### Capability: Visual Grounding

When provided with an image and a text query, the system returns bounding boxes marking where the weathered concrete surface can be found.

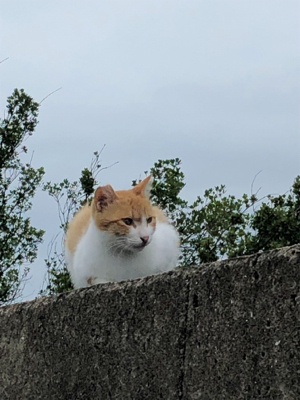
[0,245,300,400]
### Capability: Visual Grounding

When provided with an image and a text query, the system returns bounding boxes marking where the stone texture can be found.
[0,245,300,399]
[184,246,300,399]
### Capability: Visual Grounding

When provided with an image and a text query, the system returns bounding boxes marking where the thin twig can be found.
[251,170,262,194]
[250,170,262,212]
[0,57,9,65]
[98,143,106,157]
[39,87,62,105]
[94,161,119,179]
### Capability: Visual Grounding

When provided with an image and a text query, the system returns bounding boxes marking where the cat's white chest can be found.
[67,219,179,288]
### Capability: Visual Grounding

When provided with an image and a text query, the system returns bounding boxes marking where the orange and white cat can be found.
[65,176,179,288]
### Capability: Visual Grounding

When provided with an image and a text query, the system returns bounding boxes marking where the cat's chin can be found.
[123,244,145,253]
[124,242,150,255]
[132,244,147,251]
[109,244,145,257]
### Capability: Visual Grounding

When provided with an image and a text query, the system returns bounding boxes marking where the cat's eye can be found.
[147,217,153,224]
[123,218,133,226]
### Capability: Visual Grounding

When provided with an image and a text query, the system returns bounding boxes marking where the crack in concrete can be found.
[178,276,190,400]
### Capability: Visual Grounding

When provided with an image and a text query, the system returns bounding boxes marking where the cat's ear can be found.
[94,185,118,212]
[132,175,153,198]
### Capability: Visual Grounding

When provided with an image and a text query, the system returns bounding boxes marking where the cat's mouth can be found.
[130,240,151,251]
[134,238,152,249]
[132,244,146,250]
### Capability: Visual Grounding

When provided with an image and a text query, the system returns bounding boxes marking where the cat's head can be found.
[92,176,156,254]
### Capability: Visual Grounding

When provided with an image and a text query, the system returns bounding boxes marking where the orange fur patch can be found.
[65,203,91,254]
[87,276,97,285]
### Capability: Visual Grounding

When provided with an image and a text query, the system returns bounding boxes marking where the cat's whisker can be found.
[118,241,131,257]
[107,242,123,256]
[107,237,130,257]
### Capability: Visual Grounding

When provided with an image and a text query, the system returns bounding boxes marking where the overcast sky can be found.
[1,0,299,301]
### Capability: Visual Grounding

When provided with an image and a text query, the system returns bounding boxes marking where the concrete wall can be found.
[0,245,300,399]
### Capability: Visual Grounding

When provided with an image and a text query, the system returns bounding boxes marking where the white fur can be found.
[66,218,179,288]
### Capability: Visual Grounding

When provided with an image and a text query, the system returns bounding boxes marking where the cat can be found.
[65,176,180,288]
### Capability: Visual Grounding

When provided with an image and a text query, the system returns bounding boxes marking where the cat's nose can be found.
[140,235,149,245]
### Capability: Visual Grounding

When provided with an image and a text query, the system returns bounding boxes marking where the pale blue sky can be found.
[0,0,299,301]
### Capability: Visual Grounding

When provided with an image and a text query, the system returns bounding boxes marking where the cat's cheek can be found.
[126,228,140,244]
[149,224,156,237]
